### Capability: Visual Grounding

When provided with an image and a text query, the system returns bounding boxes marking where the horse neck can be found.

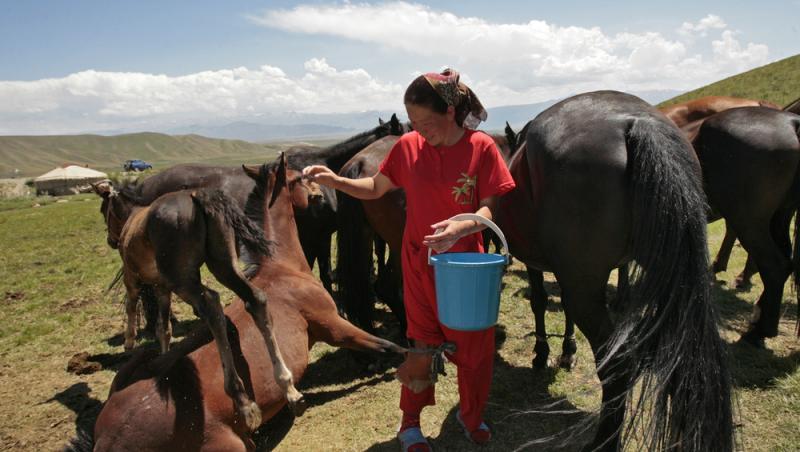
[258,188,311,272]
[301,129,384,172]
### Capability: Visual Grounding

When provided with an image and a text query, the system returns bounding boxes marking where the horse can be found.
[496,91,733,451]
[334,127,516,337]
[82,154,406,452]
[91,164,322,431]
[124,116,405,292]
[659,96,783,288]
[692,106,800,346]
[659,95,781,128]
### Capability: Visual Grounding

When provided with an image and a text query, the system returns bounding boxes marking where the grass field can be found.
[0,193,798,451]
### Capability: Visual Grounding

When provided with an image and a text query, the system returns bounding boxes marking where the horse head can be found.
[242,153,323,213]
[92,180,133,249]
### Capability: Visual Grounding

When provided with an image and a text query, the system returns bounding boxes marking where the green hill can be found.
[660,54,800,108]
[0,132,283,177]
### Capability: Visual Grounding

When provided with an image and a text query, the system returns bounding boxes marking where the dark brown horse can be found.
[83,154,405,452]
[692,106,800,346]
[124,116,405,291]
[660,96,782,288]
[334,128,516,336]
[92,165,321,430]
[496,91,732,451]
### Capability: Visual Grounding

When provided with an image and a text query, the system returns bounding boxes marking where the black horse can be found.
[693,106,800,345]
[496,91,733,451]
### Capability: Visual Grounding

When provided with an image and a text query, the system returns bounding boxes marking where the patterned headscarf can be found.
[423,68,488,129]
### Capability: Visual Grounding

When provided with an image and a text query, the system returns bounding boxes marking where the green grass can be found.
[0,197,798,451]
[660,53,800,108]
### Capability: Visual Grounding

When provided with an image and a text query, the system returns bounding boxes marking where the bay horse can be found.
[92,165,320,430]
[83,154,405,452]
[692,106,800,346]
[334,127,516,336]
[496,91,732,450]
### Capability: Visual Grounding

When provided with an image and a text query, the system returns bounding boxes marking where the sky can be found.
[0,0,797,135]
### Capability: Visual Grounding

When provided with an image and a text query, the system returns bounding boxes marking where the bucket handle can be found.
[428,213,509,265]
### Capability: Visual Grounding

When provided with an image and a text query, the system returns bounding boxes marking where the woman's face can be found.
[405,103,456,147]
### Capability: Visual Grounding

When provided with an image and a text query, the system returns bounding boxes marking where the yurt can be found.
[33,165,108,196]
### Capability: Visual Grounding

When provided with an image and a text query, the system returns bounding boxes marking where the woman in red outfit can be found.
[303,69,515,451]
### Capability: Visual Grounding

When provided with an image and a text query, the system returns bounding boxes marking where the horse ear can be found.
[242,164,261,180]
[378,117,386,126]
[268,153,288,208]
[390,113,402,134]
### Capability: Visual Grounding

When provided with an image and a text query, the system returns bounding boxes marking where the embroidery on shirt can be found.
[452,173,476,205]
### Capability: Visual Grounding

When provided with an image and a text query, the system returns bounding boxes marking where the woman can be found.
[303,69,515,451]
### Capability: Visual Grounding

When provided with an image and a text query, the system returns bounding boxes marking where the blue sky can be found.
[1,1,797,134]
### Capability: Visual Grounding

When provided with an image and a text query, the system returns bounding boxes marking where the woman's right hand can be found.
[302,165,339,188]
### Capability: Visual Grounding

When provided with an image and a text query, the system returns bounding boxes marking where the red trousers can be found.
[400,242,495,432]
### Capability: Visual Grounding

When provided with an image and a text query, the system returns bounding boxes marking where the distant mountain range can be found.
[144,89,681,142]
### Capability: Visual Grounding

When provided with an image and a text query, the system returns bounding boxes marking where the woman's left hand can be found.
[423,219,474,253]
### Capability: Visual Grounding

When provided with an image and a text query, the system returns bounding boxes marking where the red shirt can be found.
[379,129,515,254]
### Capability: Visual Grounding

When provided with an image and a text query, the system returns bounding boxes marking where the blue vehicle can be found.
[123,159,153,171]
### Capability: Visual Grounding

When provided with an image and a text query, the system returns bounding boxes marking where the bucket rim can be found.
[429,252,507,267]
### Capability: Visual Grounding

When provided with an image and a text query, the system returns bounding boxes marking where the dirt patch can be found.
[59,297,92,311]
[66,352,103,375]
[3,291,24,303]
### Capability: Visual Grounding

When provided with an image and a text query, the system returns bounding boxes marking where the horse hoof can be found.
[558,354,577,371]
[289,394,307,417]
[738,331,766,349]
[733,279,752,291]
[531,354,549,369]
[239,401,262,432]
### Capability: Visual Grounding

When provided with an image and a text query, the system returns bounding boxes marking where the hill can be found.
[0,132,283,177]
[659,54,800,107]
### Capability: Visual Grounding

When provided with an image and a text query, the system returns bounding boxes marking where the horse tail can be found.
[793,120,800,336]
[191,189,274,258]
[609,118,733,450]
[335,163,375,330]
[62,430,93,452]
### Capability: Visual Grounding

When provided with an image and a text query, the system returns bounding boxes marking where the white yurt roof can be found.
[34,165,108,182]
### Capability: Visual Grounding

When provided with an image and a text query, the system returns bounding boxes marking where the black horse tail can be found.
[335,164,376,331]
[794,121,800,336]
[606,118,734,450]
[62,430,93,452]
[191,189,274,258]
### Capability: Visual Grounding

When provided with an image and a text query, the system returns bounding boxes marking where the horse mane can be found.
[783,96,800,114]
[285,118,397,172]
[116,184,149,206]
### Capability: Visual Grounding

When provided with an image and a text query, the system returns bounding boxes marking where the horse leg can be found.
[734,254,758,289]
[207,257,306,417]
[153,286,172,353]
[559,270,626,451]
[558,307,578,371]
[526,266,550,369]
[176,284,262,432]
[318,235,334,294]
[121,273,141,351]
[712,221,737,273]
[735,212,793,345]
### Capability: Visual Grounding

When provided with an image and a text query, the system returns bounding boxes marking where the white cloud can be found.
[0,4,773,134]
[0,60,404,134]
[678,14,727,38]
[252,3,770,107]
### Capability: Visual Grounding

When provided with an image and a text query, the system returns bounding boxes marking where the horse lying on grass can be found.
[91,162,322,430]
[72,154,405,452]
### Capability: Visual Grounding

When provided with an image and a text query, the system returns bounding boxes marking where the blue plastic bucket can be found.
[428,214,509,331]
